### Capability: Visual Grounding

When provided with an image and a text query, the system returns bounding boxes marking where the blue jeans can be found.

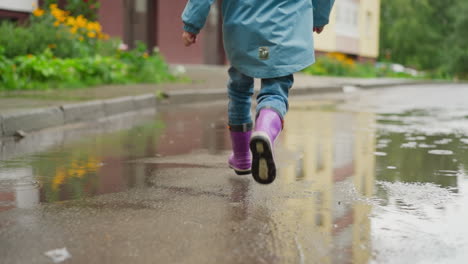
[227,67,294,125]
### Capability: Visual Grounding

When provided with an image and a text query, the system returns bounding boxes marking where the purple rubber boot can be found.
[249,108,283,184]
[228,127,252,175]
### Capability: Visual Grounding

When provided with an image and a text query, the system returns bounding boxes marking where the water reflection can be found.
[376,131,461,189]
[0,106,231,210]
[272,109,375,264]
[1,94,467,262]
[374,104,468,178]
[0,167,39,211]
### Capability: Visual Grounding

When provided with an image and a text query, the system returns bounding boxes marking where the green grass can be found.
[303,55,422,79]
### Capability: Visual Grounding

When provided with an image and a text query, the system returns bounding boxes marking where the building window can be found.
[0,0,38,13]
[335,0,359,38]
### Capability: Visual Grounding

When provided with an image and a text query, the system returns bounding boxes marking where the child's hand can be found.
[182,31,197,47]
[313,26,325,34]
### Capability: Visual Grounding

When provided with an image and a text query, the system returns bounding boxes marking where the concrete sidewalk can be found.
[0,65,436,137]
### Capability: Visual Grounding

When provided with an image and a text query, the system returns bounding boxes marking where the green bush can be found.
[116,43,177,83]
[303,54,417,79]
[0,18,89,59]
[0,47,176,91]
[303,56,356,77]
[0,4,177,91]
[44,0,100,21]
[63,0,100,21]
[0,3,112,60]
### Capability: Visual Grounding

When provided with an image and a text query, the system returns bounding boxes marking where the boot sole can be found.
[229,165,251,175]
[250,132,276,184]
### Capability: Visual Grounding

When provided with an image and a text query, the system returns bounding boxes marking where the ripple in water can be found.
[401,142,418,149]
[434,170,459,177]
[434,139,453,145]
[377,181,455,210]
[374,152,387,156]
[428,150,454,155]
[418,143,436,148]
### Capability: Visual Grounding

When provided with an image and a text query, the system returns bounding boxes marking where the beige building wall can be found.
[314,7,338,53]
[314,0,381,59]
[358,0,381,58]
[0,0,38,12]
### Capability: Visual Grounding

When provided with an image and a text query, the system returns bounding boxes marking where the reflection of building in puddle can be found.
[1,106,230,209]
[279,110,375,263]
[0,167,40,211]
[157,107,229,156]
[1,118,168,206]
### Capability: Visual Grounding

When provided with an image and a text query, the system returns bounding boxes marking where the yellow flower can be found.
[75,15,88,28]
[32,8,45,17]
[143,52,149,58]
[86,22,102,32]
[344,58,355,66]
[69,168,86,178]
[68,161,85,178]
[53,21,61,27]
[52,168,67,191]
[328,52,347,62]
[51,7,67,22]
[66,17,76,26]
[50,4,58,10]
[86,158,101,172]
[87,31,96,38]
[70,27,78,34]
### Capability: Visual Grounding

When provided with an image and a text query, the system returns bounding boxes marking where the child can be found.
[182,0,335,184]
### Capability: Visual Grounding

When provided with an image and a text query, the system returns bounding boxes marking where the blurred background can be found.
[0,0,467,92]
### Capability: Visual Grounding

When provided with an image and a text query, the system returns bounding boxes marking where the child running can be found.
[182,0,335,184]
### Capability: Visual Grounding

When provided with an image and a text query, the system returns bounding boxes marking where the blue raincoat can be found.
[182,0,335,78]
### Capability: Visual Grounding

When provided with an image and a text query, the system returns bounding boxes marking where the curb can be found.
[2,108,64,137]
[0,94,157,137]
[290,85,343,95]
[159,89,228,105]
[0,80,449,138]
[158,84,344,105]
[61,100,106,124]
[356,80,453,89]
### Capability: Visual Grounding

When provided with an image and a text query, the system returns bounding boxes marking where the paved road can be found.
[1,84,468,263]
[0,64,423,113]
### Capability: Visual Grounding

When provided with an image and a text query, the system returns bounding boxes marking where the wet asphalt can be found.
[1,84,468,264]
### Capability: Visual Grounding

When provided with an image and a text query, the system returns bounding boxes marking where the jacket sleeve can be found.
[312,0,335,27]
[181,0,216,34]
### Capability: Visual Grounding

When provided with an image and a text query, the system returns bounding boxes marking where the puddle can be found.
[1,85,468,263]
[0,105,229,208]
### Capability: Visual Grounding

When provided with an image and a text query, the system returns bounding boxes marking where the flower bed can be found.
[0,4,175,91]
[303,52,418,78]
